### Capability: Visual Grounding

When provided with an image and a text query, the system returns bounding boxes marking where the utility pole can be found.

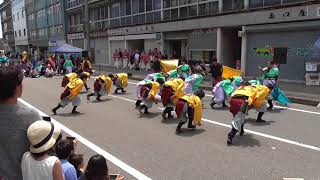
[84,0,90,52]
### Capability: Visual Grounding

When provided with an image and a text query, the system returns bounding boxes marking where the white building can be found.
[11,0,28,52]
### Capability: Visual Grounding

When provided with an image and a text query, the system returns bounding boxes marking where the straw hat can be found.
[27,120,61,153]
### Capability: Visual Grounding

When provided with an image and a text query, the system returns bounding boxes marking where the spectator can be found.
[171,51,177,59]
[134,50,140,70]
[162,50,168,59]
[45,64,55,78]
[122,49,129,69]
[69,154,85,179]
[64,56,74,74]
[60,55,66,74]
[118,48,123,68]
[0,65,41,180]
[209,58,223,86]
[80,154,124,180]
[56,139,78,180]
[21,120,64,180]
[113,49,120,69]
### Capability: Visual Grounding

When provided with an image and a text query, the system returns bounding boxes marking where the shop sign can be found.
[48,40,57,47]
[156,32,161,40]
[67,33,84,40]
[268,7,308,20]
[192,28,216,35]
[107,28,125,36]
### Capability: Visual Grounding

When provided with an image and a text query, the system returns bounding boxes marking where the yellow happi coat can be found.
[66,72,78,82]
[83,72,91,79]
[164,78,185,104]
[148,81,160,99]
[99,75,112,94]
[231,85,269,108]
[67,78,85,100]
[117,73,128,88]
[180,95,202,125]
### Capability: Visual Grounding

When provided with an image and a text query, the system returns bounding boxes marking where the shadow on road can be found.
[176,128,206,137]
[245,118,276,126]
[232,134,261,147]
[112,92,133,96]
[137,112,161,119]
[161,118,180,124]
[89,98,112,103]
[268,108,286,113]
[53,112,85,117]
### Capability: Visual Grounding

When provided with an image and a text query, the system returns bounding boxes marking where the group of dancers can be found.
[51,60,281,145]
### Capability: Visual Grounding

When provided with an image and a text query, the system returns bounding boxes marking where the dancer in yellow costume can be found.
[87,75,112,101]
[52,73,88,114]
[109,73,132,94]
[175,90,205,133]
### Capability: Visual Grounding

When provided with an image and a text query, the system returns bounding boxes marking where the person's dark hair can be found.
[127,73,133,77]
[108,74,114,79]
[69,154,84,169]
[79,73,88,80]
[55,139,73,159]
[31,151,48,158]
[0,65,23,101]
[194,89,205,99]
[85,154,108,180]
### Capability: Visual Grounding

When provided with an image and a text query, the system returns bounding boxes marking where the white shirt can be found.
[134,53,140,61]
[21,152,58,180]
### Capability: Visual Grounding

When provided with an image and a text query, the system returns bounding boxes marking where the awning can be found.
[48,43,84,53]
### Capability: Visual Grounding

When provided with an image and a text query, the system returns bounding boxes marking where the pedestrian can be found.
[87,74,112,101]
[52,73,89,115]
[161,78,185,120]
[45,64,55,78]
[209,58,223,86]
[109,73,131,94]
[56,139,78,180]
[162,50,168,59]
[0,65,42,180]
[175,90,205,134]
[21,120,64,180]
[69,154,84,179]
[227,84,270,145]
[122,49,129,69]
[79,154,124,180]
[113,49,120,69]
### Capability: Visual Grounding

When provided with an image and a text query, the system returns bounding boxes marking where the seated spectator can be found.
[21,120,64,180]
[80,154,124,180]
[45,64,55,78]
[0,65,41,180]
[69,154,85,178]
[56,139,78,180]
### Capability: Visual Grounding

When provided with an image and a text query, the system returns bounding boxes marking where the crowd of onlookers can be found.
[113,48,178,71]
[0,65,124,180]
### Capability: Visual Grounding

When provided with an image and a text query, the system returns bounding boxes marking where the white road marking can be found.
[18,98,152,180]
[127,80,320,115]
[109,95,320,152]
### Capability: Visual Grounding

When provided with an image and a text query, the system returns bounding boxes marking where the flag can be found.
[272,87,290,105]
[160,59,179,74]
[222,66,241,79]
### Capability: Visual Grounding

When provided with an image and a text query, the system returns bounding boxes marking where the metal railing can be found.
[66,0,83,9]
[68,24,84,33]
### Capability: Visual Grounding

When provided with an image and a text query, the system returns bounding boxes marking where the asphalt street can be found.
[20,76,320,180]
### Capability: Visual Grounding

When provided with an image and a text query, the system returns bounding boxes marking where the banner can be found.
[160,59,179,74]
[222,66,241,79]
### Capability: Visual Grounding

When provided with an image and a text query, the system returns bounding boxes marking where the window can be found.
[249,0,263,8]
[24,29,26,36]
[126,0,131,15]
[111,3,120,18]
[223,0,244,11]
[13,15,15,22]
[19,30,21,37]
[139,0,145,13]
[199,2,219,15]
[17,12,19,20]
[15,31,17,37]
[171,8,178,19]
[283,0,305,3]
[146,0,152,11]
[29,13,34,20]
[153,0,161,10]
[180,5,197,18]
[22,10,24,18]
[264,0,281,6]
[132,0,139,14]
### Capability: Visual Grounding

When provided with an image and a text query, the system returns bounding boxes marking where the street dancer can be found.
[161,78,185,119]
[109,73,132,94]
[61,70,82,87]
[261,61,279,110]
[184,73,203,94]
[165,69,178,80]
[52,73,89,115]
[137,79,164,114]
[177,61,191,79]
[210,76,243,109]
[145,72,165,82]
[87,75,112,101]
[227,84,270,145]
[175,90,205,133]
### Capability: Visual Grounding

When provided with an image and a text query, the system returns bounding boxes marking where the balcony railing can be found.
[68,24,84,33]
[66,0,83,9]
[249,0,308,9]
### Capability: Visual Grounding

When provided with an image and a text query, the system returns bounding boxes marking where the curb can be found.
[127,76,320,107]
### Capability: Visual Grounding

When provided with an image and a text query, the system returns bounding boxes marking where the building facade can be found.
[0,0,15,51]
[12,0,28,52]
[25,0,66,56]
[65,0,320,82]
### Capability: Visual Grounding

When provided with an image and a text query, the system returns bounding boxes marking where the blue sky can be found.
[0,0,3,38]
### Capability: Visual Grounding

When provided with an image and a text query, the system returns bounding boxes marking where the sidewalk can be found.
[93,64,320,106]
